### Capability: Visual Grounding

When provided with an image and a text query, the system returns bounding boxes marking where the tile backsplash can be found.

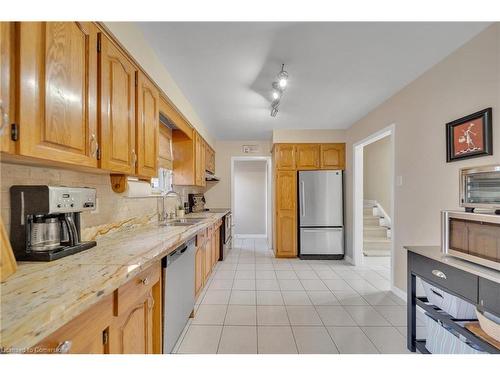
[0,161,205,240]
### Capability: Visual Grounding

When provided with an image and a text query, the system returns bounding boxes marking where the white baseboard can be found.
[344,255,354,264]
[391,285,407,302]
[234,234,267,239]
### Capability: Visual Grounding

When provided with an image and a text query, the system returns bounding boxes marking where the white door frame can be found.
[352,124,396,289]
[231,156,273,243]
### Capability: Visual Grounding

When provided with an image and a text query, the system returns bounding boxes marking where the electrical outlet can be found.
[90,198,99,214]
[396,176,403,186]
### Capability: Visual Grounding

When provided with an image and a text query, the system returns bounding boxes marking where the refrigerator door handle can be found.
[300,180,306,217]
[302,228,343,233]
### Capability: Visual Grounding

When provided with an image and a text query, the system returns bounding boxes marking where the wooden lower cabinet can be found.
[34,293,114,354]
[194,223,222,299]
[33,262,161,354]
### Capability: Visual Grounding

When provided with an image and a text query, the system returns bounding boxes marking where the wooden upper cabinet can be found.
[17,22,98,167]
[205,144,215,174]
[275,144,296,170]
[194,132,206,187]
[296,144,320,170]
[0,22,16,154]
[320,143,345,170]
[99,33,137,174]
[136,71,159,178]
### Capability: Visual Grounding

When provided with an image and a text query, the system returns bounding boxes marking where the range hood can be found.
[205,171,220,182]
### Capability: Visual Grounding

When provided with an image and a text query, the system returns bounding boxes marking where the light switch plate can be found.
[396,176,403,186]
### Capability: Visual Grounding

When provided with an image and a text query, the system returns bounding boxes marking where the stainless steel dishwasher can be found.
[163,237,196,353]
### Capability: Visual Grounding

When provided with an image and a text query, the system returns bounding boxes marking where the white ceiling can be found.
[137,22,489,140]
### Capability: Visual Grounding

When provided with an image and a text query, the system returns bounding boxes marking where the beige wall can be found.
[233,160,267,235]
[104,22,214,147]
[363,136,392,214]
[273,129,347,143]
[345,23,500,292]
[204,140,272,209]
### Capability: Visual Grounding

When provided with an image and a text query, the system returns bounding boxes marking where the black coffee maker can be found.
[10,185,97,261]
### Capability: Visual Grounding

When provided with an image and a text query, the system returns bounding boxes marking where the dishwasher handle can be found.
[162,238,195,268]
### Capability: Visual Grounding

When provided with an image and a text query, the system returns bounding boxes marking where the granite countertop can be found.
[404,246,500,284]
[0,211,229,350]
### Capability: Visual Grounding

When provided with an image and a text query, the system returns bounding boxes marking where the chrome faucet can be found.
[157,190,183,225]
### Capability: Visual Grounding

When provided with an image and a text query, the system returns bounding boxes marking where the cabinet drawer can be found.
[114,262,161,316]
[479,278,500,316]
[410,252,478,303]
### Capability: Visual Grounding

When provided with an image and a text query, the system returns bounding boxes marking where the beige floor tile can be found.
[202,290,231,305]
[292,326,339,354]
[279,279,305,291]
[257,326,298,354]
[360,291,399,306]
[326,326,378,354]
[333,291,369,305]
[296,270,319,280]
[255,270,277,279]
[255,264,275,271]
[224,305,257,325]
[307,291,340,306]
[256,291,284,305]
[218,326,257,354]
[323,279,355,292]
[213,270,236,280]
[300,279,329,291]
[276,270,298,280]
[315,269,342,280]
[373,305,408,326]
[344,305,391,326]
[286,306,323,326]
[229,290,256,305]
[361,326,410,354]
[208,279,234,290]
[257,305,290,325]
[282,291,312,305]
[233,279,256,290]
[192,305,227,325]
[256,279,280,291]
[235,270,255,279]
[316,306,356,326]
[177,325,223,354]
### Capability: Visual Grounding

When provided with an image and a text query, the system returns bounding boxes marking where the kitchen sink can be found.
[165,218,204,226]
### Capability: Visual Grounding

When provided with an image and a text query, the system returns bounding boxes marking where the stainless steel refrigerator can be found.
[298,170,344,259]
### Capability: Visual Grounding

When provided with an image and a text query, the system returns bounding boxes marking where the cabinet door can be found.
[0,22,16,154]
[136,72,159,177]
[34,294,113,354]
[276,170,297,211]
[99,33,137,174]
[158,125,173,169]
[194,132,206,187]
[211,227,217,268]
[204,236,212,281]
[195,245,204,298]
[111,292,154,354]
[276,211,297,257]
[276,170,297,257]
[320,143,345,170]
[275,144,296,170]
[296,144,320,170]
[18,22,98,167]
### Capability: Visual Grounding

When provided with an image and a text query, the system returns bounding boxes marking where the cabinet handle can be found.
[56,340,72,354]
[141,277,149,285]
[431,269,447,279]
[131,149,137,166]
[90,133,98,158]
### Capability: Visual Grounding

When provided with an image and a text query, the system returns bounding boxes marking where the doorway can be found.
[231,156,272,248]
[353,125,395,292]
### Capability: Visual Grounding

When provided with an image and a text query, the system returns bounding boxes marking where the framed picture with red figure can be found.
[446,107,493,162]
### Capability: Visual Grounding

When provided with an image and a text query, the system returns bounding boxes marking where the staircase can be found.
[363,203,391,257]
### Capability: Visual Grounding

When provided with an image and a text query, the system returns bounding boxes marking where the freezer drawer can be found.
[300,227,344,255]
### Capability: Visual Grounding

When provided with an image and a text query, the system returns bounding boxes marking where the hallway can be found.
[173,239,421,354]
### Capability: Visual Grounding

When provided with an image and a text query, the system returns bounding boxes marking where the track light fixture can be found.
[270,64,288,117]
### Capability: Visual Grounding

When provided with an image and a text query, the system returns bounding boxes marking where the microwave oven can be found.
[442,210,500,271]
